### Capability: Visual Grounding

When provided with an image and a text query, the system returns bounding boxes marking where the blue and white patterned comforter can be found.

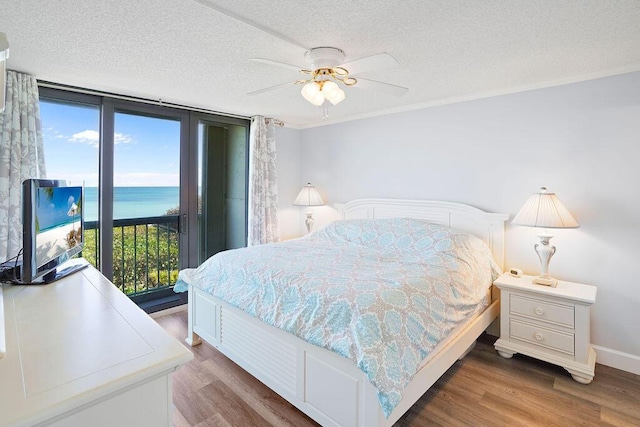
[175,218,500,417]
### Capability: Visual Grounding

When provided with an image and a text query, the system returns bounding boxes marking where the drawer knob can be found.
[534,307,544,316]
[534,333,544,342]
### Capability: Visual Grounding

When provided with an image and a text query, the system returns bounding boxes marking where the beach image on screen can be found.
[35,186,82,268]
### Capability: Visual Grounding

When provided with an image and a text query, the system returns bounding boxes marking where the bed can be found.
[178,198,508,426]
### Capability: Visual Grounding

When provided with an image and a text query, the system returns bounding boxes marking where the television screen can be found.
[22,179,87,284]
[34,185,83,267]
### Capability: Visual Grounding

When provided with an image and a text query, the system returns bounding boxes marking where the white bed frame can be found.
[185,199,509,426]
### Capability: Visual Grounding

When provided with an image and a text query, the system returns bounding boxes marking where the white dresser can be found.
[493,273,597,384]
[0,265,193,426]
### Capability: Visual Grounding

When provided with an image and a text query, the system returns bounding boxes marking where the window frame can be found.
[38,86,250,312]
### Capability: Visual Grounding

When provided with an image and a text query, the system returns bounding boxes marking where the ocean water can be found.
[84,187,180,222]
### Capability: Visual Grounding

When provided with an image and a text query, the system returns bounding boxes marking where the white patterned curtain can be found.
[247,116,279,246]
[0,71,46,262]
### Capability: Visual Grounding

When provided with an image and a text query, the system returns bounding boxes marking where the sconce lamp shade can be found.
[0,32,9,114]
[512,187,579,229]
[293,183,325,207]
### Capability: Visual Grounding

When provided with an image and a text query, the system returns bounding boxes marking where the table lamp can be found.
[293,183,324,233]
[512,187,579,287]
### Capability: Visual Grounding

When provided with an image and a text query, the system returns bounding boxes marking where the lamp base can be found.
[533,233,558,287]
[304,211,314,234]
[532,276,558,287]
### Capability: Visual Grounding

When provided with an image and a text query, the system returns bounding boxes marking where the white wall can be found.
[275,126,305,240]
[276,126,339,239]
[278,71,640,371]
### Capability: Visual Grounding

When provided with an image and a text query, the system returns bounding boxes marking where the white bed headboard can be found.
[340,198,509,269]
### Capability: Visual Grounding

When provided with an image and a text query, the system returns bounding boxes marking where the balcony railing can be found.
[83,215,180,297]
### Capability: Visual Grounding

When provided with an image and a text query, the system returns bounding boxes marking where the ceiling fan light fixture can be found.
[321,80,339,95]
[326,88,346,105]
[301,82,325,106]
[320,80,345,105]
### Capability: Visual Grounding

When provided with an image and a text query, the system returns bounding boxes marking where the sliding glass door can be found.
[39,87,249,310]
[195,117,249,264]
[110,110,182,298]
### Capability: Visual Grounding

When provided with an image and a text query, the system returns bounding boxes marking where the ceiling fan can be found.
[248,47,409,107]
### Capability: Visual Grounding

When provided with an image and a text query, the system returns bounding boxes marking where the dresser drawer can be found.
[510,319,575,355]
[510,295,574,328]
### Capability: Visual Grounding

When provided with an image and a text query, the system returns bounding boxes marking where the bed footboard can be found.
[186,284,499,427]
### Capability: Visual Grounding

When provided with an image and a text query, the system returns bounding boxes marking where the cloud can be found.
[114,133,133,145]
[69,130,133,147]
[42,127,67,141]
[70,130,99,146]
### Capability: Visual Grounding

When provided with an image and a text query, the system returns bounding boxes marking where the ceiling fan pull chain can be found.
[322,102,329,120]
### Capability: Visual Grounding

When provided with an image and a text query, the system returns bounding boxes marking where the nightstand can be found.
[493,273,597,384]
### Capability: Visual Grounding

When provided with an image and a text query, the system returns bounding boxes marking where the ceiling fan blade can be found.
[353,78,409,97]
[249,58,303,73]
[247,81,293,96]
[340,53,399,76]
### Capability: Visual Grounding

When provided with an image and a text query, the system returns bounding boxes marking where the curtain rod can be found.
[265,118,284,127]
[37,80,251,120]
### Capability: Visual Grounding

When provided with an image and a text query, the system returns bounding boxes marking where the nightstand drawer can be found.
[510,295,574,328]
[510,319,574,355]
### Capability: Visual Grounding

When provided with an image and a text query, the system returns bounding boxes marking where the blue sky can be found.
[40,100,180,187]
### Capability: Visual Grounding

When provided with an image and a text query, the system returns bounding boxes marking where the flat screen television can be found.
[21,179,88,284]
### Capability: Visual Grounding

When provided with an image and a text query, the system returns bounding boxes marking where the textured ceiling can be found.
[1,0,640,127]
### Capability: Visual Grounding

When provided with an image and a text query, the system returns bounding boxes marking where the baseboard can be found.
[149,303,188,319]
[593,345,640,375]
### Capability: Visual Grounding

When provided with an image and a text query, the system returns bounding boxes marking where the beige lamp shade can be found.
[512,187,579,229]
[293,183,324,207]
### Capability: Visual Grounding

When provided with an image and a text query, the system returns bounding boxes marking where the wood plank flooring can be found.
[156,311,640,426]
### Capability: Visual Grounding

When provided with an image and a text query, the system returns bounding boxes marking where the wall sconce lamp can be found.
[512,187,579,287]
[293,183,325,233]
